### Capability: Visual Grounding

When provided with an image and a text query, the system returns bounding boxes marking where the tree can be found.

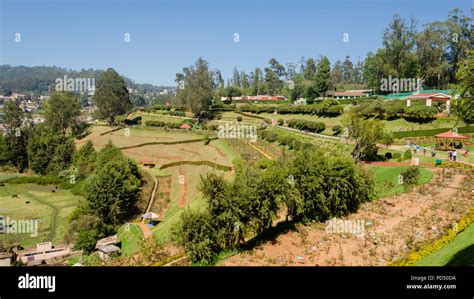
[172,209,220,264]
[28,124,75,175]
[250,68,261,96]
[331,60,343,89]
[444,9,472,83]
[176,58,214,117]
[364,50,389,94]
[382,15,418,78]
[315,56,331,99]
[264,58,286,95]
[343,113,385,161]
[416,22,449,88]
[1,99,29,171]
[303,58,317,80]
[45,91,81,135]
[93,68,131,125]
[73,140,97,179]
[451,50,473,124]
[85,145,141,225]
[219,86,242,103]
[342,56,354,83]
[232,67,241,88]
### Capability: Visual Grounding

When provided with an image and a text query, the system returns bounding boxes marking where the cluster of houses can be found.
[0,235,121,266]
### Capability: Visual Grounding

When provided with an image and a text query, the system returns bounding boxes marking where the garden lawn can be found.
[416,223,474,266]
[0,183,83,248]
[366,165,434,199]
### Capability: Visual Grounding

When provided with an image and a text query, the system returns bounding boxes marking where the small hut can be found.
[179,123,192,130]
[434,131,468,150]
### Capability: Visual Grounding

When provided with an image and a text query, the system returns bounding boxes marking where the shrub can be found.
[277,119,284,126]
[332,125,342,135]
[400,166,420,191]
[172,209,221,264]
[384,152,393,159]
[287,119,325,133]
[392,153,401,160]
[203,135,211,145]
[237,116,243,122]
[404,150,412,160]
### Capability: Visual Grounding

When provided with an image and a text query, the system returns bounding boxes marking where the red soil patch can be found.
[222,169,472,266]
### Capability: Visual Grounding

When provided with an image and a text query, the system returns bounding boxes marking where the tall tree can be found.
[303,58,317,80]
[382,15,418,78]
[315,56,331,99]
[451,50,474,124]
[93,68,131,125]
[331,60,343,89]
[232,67,241,88]
[1,99,29,171]
[176,58,214,117]
[45,91,81,135]
[342,56,354,83]
[416,22,449,88]
[444,9,472,82]
[250,68,261,96]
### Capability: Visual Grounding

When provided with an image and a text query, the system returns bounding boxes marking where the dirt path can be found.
[178,168,189,208]
[222,171,472,266]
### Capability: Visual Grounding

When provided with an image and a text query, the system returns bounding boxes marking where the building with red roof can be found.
[406,92,452,111]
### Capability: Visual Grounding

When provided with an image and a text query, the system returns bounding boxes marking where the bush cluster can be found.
[287,119,325,133]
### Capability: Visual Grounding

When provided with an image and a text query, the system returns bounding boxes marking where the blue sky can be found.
[0,0,470,85]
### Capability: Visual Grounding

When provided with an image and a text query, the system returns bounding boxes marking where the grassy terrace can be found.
[221,111,465,136]
[0,183,83,248]
[416,223,474,266]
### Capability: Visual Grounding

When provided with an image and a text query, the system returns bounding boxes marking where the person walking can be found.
[453,149,457,162]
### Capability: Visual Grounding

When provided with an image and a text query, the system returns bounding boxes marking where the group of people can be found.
[406,142,470,161]
[409,143,428,155]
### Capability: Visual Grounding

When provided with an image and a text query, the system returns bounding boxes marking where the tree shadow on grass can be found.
[446,244,474,266]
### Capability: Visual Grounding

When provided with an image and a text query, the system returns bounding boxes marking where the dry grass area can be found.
[221,168,473,266]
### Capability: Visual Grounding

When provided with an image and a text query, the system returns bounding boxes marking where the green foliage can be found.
[93,68,132,125]
[176,58,214,117]
[67,215,113,253]
[85,144,141,225]
[203,135,211,145]
[393,153,401,160]
[277,119,284,126]
[0,99,29,171]
[400,166,420,190]
[404,149,412,160]
[343,113,384,161]
[451,50,474,124]
[28,124,75,175]
[172,209,220,264]
[175,146,374,263]
[45,91,81,135]
[287,119,325,133]
[73,140,97,179]
[332,125,342,135]
[236,116,242,122]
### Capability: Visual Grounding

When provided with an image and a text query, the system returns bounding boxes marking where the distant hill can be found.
[0,65,172,94]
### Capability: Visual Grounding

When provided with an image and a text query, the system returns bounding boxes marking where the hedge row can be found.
[392,126,474,138]
[160,160,232,172]
[1,176,65,185]
[258,129,313,150]
[392,207,474,266]
[119,137,218,150]
[239,101,343,116]
[287,119,325,133]
[144,120,191,129]
[99,127,123,136]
